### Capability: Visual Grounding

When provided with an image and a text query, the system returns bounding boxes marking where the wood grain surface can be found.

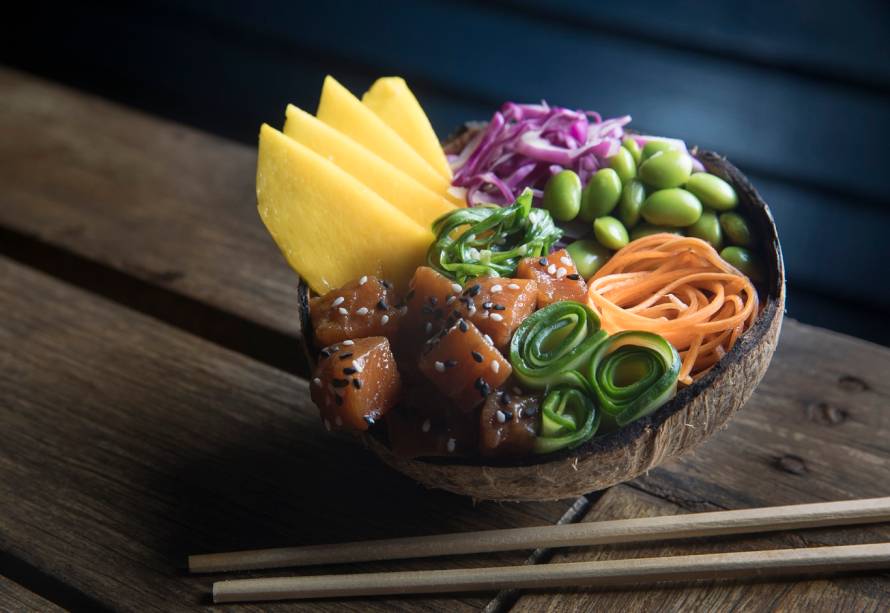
[0,257,573,611]
[513,323,890,610]
[0,577,65,613]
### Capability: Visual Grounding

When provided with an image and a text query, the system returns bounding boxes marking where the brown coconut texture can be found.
[298,125,785,502]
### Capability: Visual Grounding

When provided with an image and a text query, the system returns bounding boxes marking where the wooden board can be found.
[0,577,65,612]
[0,257,575,612]
[513,320,890,610]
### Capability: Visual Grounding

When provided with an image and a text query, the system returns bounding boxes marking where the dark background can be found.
[3,0,889,345]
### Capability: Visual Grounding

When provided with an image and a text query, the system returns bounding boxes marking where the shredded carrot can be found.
[587,234,759,386]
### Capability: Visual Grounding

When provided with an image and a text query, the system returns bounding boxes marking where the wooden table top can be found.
[1,66,888,611]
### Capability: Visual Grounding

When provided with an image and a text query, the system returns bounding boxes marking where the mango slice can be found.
[362,77,453,182]
[316,76,450,196]
[283,104,456,228]
[256,124,433,294]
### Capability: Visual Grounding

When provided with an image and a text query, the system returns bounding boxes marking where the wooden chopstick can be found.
[189,496,890,573]
[212,542,890,602]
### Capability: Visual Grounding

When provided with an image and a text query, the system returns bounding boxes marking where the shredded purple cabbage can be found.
[449,102,698,207]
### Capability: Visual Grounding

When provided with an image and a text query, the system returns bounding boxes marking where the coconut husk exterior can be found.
[298,126,785,502]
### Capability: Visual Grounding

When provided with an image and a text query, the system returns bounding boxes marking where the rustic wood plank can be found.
[513,321,890,610]
[0,256,574,612]
[0,66,298,340]
[0,576,65,612]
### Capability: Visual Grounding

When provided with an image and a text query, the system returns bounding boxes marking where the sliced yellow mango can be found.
[316,76,450,196]
[362,77,453,183]
[256,124,433,294]
[283,104,455,228]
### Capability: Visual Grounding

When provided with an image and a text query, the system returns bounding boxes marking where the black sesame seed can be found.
[353,378,362,390]
[319,349,331,358]
[468,284,481,297]
[493,304,506,311]
[524,405,538,417]
[567,273,581,280]
[479,381,491,397]
[502,410,513,420]
[376,299,388,310]
[471,351,483,363]
[363,414,375,425]
[339,352,353,360]
[458,320,469,333]
[381,279,393,289]
[429,296,438,306]
[499,392,511,405]
[538,257,548,266]
[444,359,458,368]
[474,377,484,390]
[343,367,357,375]
[332,378,350,388]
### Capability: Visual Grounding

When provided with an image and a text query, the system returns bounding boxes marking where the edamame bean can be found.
[542,170,582,221]
[566,239,611,278]
[684,173,738,211]
[593,216,630,250]
[607,147,637,182]
[630,224,683,241]
[622,136,642,164]
[719,212,753,246]
[641,188,702,227]
[641,139,677,161]
[580,168,622,221]
[720,246,762,281]
[686,210,722,249]
[638,150,693,189]
[617,179,646,228]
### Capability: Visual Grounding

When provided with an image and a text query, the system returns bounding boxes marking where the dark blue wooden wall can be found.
[3,0,889,344]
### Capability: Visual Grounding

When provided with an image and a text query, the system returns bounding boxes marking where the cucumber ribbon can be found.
[510,301,681,452]
[427,188,562,283]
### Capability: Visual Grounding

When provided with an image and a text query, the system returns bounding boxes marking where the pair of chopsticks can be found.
[189,497,890,603]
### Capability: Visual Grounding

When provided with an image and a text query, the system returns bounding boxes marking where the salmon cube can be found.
[479,389,542,458]
[310,337,401,432]
[310,275,403,348]
[418,319,511,411]
[516,249,588,307]
[457,277,537,351]
[396,266,463,356]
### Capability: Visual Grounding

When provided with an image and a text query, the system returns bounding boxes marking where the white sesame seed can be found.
[490,284,503,293]
[446,438,456,453]
[359,275,368,285]
[481,310,489,319]
[425,322,433,334]
[490,313,504,322]
[332,296,345,307]
[507,283,520,290]
[335,416,343,426]
[483,334,494,345]
[446,295,456,305]
[422,419,431,433]
[341,339,354,346]
[400,306,408,315]
[353,361,363,373]
[491,360,500,374]
[381,314,390,325]
[556,267,567,279]
[356,307,369,315]
[338,307,348,315]
[547,263,557,275]
[495,410,506,424]
[451,283,462,293]
[560,256,572,266]
[312,377,322,386]
[468,306,477,316]
[434,361,446,373]
[324,418,331,431]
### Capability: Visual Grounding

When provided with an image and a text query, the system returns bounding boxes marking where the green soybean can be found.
[593,216,630,250]
[630,224,683,241]
[638,150,693,189]
[641,139,677,161]
[684,173,738,211]
[566,239,611,278]
[720,246,762,281]
[580,168,622,221]
[641,188,702,227]
[719,212,753,246]
[686,210,722,249]
[622,136,642,164]
[542,170,582,221]
[617,179,646,228]
[607,147,637,182]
